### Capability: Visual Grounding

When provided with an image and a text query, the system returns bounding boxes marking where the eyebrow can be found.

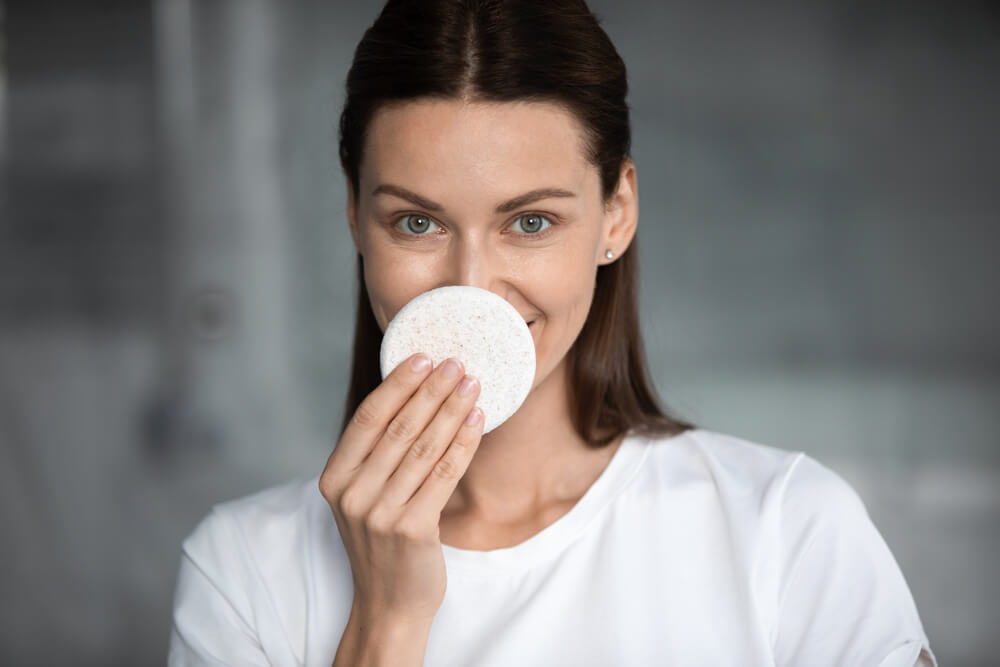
[372,184,577,213]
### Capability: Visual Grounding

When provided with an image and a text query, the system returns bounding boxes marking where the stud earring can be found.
[605,250,614,260]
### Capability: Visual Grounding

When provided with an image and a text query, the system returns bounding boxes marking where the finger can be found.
[405,404,484,518]
[380,373,481,507]
[350,358,467,495]
[324,353,432,474]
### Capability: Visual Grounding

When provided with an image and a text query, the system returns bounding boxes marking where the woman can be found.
[169,1,935,665]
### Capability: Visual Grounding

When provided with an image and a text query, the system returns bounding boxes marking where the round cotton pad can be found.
[379,286,537,434]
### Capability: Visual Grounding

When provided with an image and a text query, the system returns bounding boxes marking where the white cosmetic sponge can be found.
[380,286,536,434]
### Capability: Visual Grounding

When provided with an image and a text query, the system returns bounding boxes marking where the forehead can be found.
[360,99,596,196]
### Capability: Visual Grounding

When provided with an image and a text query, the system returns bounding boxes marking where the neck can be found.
[443,355,622,524]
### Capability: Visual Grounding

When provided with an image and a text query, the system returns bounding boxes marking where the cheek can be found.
[361,240,438,332]
[529,246,599,324]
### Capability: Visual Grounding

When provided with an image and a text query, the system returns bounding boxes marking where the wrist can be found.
[361,613,432,639]
[345,601,435,667]
[352,596,436,633]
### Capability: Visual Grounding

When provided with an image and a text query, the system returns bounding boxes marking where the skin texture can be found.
[346,98,638,544]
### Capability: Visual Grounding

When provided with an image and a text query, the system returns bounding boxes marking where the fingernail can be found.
[459,376,478,396]
[465,407,482,426]
[442,359,461,379]
[410,354,430,373]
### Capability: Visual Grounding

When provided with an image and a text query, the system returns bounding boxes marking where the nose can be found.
[446,234,497,292]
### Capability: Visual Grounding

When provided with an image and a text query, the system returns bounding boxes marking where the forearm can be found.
[333,602,433,667]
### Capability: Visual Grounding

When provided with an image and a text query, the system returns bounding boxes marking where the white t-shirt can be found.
[168,428,936,666]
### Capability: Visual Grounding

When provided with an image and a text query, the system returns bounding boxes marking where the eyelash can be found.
[391,212,558,241]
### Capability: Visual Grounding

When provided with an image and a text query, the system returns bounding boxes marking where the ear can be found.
[345,173,361,254]
[600,158,638,264]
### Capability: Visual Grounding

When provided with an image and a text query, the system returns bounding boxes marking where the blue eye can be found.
[512,214,552,235]
[397,214,439,235]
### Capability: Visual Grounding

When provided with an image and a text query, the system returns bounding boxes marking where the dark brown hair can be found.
[337,0,694,446]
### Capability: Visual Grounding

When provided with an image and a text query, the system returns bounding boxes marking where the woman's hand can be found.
[319,353,484,627]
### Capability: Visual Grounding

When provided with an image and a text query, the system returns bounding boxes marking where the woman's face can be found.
[347,98,635,391]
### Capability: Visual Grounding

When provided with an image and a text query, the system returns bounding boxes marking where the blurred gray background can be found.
[0,0,997,665]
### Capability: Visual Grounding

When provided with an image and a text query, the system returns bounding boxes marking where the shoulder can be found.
[637,427,873,551]
[180,477,320,588]
[171,478,323,665]
[641,429,934,664]
[185,477,315,546]
[639,427,824,504]
[658,428,802,476]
